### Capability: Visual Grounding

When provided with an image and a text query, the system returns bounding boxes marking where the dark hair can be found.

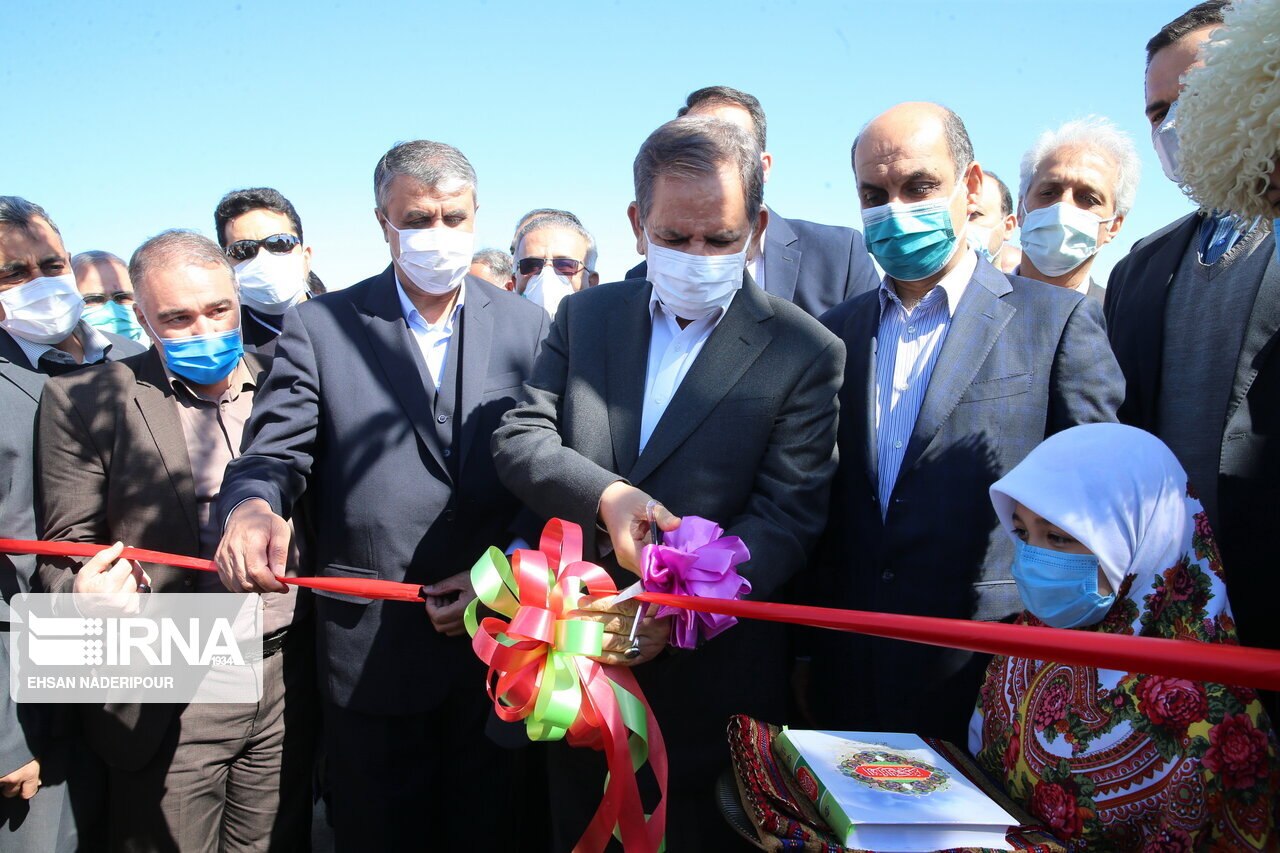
[678,85,767,152]
[214,187,303,248]
[851,104,975,181]
[0,196,60,236]
[984,170,1014,217]
[1146,0,1229,65]
[634,116,764,227]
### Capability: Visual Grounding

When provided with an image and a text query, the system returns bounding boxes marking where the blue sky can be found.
[9,0,1196,288]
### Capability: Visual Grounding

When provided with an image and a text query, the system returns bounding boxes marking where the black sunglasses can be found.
[517,257,586,276]
[225,233,302,263]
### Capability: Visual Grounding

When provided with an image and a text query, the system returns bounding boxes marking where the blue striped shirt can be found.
[875,250,978,515]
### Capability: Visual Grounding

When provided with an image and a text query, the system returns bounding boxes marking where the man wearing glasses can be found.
[72,250,148,343]
[512,211,599,315]
[214,187,315,354]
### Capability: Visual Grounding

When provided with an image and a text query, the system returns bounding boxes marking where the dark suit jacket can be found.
[1105,214,1280,652]
[33,349,271,769]
[624,208,880,317]
[492,278,844,778]
[218,270,548,714]
[812,259,1123,745]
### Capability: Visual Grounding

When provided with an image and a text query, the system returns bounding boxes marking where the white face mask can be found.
[1019,203,1113,278]
[966,223,999,263]
[1152,100,1182,184]
[644,230,749,321]
[386,222,474,295]
[522,267,576,317]
[234,249,310,315]
[0,273,85,344]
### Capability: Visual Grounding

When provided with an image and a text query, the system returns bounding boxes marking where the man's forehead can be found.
[518,227,587,257]
[1033,145,1118,186]
[387,175,474,208]
[227,208,297,239]
[0,218,67,261]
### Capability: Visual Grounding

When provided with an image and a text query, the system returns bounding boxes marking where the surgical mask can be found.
[966,223,1001,264]
[148,321,244,386]
[386,222,473,295]
[0,274,85,345]
[1019,203,1112,277]
[83,300,146,343]
[1011,539,1115,629]
[645,231,749,320]
[862,183,964,282]
[1153,100,1182,184]
[522,267,576,317]
[234,249,310,315]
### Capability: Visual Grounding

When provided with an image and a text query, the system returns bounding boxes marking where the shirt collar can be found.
[395,272,465,333]
[14,320,112,370]
[878,247,978,320]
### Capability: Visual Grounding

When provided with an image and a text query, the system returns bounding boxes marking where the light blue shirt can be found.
[874,249,977,515]
[638,291,729,453]
[14,319,113,370]
[395,275,464,392]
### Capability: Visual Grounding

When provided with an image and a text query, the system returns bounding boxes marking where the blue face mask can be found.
[1011,538,1115,629]
[82,301,147,343]
[156,326,244,386]
[862,184,963,282]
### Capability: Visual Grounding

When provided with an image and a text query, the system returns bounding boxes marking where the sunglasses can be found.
[225,233,302,263]
[517,257,586,276]
[82,291,134,306]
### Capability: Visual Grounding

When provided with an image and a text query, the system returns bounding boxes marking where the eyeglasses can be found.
[225,233,302,263]
[517,257,586,276]
[82,291,135,306]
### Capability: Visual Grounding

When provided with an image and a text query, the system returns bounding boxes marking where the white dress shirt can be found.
[874,248,978,514]
[14,320,113,370]
[638,290,731,453]
[746,224,768,292]
[396,275,464,391]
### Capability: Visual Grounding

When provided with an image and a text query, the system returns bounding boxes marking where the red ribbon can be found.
[634,592,1280,691]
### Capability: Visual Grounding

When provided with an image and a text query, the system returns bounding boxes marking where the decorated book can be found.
[773,729,1017,852]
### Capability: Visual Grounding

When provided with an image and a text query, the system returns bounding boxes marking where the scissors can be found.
[617,500,663,659]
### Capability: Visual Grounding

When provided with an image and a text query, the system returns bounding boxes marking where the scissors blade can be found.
[613,580,644,606]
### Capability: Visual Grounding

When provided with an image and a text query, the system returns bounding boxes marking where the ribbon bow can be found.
[641,516,751,649]
[464,519,667,853]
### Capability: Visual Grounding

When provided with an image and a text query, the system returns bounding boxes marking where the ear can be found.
[760,151,774,184]
[504,276,515,292]
[301,244,313,276]
[964,162,984,215]
[1099,212,1125,247]
[627,201,645,254]
[588,270,600,289]
[1001,213,1019,241]
[1015,196,1027,227]
[374,208,391,243]
[134,304,159,347]
[756,204,770,239]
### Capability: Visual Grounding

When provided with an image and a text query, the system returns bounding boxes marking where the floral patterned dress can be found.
[973,488,1278,852]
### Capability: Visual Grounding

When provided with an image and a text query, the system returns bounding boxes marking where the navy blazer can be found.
[810,258,1123,745]
[1105,214,1280,653]
[624,208,880,317]
[219,270,548,714]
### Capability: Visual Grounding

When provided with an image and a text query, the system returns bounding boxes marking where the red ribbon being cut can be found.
[3,538,1279,692]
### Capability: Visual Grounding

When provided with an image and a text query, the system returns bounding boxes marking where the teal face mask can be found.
[1011,539,1115,629]
[862,184,963,281]
[82,301,147,344]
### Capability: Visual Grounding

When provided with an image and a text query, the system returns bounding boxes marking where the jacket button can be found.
[436,414,448,423]
[881,570,895,582]
[444,510,456,522]
[443,448,452,457]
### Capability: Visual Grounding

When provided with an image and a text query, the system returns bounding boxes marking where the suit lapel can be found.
[456,278,492,471]
[132,349,200,543]
[898,263,1015,478]
[1225,240,1280,427]
[626,281,772,485]
[355,268,451,483]
[0,359,45,404]
[762,212,800,303]
[605,285,651,476]
[1130,214,1200,421]
[836,298,881,494]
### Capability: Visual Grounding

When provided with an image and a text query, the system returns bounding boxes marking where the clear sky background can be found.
[8,0,1198,290]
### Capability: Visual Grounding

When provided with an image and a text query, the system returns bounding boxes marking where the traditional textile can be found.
[973,423,1279,851]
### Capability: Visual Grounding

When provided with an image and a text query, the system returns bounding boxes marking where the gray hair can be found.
[634,116,763,225]
[374,140,477,210]
[0,196,60,235]
[128,230,235,299]
[72,250,128,274]
[851,104,974,181]
[471,248,513,281]
[1019,116,1141,217]
[514,212,598,272]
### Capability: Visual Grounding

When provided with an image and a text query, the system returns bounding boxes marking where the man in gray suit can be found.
[625,85,880,316]
[0,196,143,851]
[494,115,843,850]
[807,103,1123,748]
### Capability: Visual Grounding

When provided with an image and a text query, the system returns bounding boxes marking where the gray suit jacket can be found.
[492,278,843,774]
[811,259,1124,745]
[624,208,881,317]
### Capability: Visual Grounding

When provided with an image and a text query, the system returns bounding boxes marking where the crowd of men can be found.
[1,1,1276,851]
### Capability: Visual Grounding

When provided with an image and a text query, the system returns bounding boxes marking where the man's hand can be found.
[0,759,40,799]
[576,595,668,667]
[215,499,291,594]
[72,541,149,594]
[421,570,476,637]
[597,482,681,573]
